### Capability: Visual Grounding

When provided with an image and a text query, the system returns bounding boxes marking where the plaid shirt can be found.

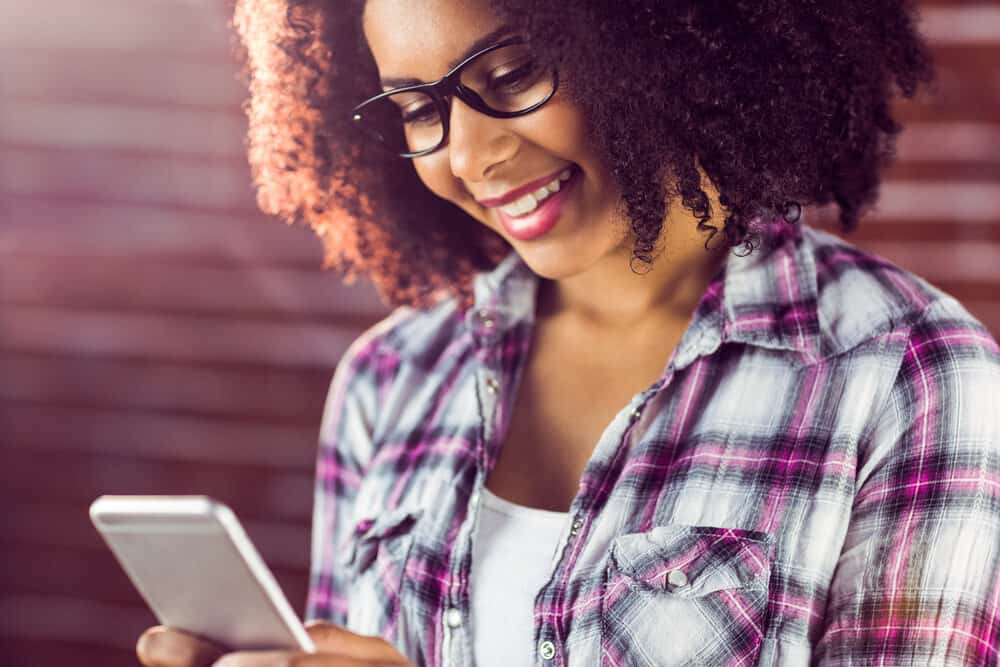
[306,222,1000,666]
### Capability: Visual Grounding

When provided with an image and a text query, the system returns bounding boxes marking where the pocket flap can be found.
[340,506,424,571]
[610,524,772,597]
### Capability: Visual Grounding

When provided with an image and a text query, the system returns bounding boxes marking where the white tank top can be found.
[469,486,570,667]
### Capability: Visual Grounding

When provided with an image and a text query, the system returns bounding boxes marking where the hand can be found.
[136,622,413,667]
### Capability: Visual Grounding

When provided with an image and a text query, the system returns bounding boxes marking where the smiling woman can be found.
[136,0,1000,665]
[228,0,940,309]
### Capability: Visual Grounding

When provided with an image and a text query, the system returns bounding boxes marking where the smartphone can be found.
[89,495,315,653]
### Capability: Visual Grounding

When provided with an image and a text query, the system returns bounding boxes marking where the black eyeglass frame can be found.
[351,36,559,158]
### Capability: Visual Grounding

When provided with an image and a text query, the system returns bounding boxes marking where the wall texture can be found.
[0,1,998,665]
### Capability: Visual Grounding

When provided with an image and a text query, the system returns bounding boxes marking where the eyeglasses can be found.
[351,36,559,158]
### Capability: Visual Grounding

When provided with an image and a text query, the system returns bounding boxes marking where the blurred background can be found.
[0,1,998,665]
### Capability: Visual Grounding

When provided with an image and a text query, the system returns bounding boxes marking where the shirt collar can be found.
[463,249,540,348]
[466,219,821,368]
[716,220,822,365]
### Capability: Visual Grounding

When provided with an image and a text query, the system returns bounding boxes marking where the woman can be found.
[137,0,1000,665]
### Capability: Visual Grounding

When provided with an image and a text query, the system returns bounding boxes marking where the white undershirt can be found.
[470,486,570,667]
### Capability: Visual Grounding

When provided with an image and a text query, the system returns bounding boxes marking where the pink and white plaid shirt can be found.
[306,222,1000,666]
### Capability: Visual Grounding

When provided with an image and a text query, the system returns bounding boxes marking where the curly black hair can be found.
[231,0,934,309]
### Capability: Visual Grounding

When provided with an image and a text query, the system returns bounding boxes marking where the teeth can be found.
[502,194,536,216]
[498,169,573,217]
[512,193,538,215]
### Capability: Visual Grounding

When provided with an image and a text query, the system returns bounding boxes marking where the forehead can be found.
[363,0,503,81]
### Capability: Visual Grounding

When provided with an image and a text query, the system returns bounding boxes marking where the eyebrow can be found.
[379,25,516,90]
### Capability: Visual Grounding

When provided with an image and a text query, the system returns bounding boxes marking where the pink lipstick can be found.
[494,166,581,242]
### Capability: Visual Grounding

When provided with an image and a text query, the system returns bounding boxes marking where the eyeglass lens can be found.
[355,42,555,155]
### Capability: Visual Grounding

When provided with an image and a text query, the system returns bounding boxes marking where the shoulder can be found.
[336,294,468,379]
[318,296,469,460]
[800,226,997,361]
[796,231,1000,500]
[799,228,1000,451]
[322,294,472,430]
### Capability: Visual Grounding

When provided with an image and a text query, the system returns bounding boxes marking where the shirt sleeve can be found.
[304,331,392,627]
[813,299,1000,665]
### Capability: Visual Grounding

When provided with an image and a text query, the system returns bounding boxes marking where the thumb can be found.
[305,621,407,662]
[136,626,226,667]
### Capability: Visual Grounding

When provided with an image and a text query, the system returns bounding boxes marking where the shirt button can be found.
[485,377,499,394]
[445,607,463,628]
[477,310,495,329]
[539,640,557,660]
[630,406,642,420]
[667,569,689,587]
[569,517,583,535]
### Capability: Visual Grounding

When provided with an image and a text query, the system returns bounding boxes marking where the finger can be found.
[137,626,227,667]
[304,622,407,662]
[213,651,399,667]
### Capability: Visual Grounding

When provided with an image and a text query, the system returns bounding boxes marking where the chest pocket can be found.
[600,524,773,666]
[340,506,424,643]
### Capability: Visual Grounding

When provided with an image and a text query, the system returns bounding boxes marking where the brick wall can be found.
[0,1,387,664]
[1,1,997,665]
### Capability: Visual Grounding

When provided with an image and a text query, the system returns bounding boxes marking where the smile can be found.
[495,165,581,242]
[497,169,573,217]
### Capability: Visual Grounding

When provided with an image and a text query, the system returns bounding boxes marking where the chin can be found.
[511,244,596,281]
[510,225,628,281]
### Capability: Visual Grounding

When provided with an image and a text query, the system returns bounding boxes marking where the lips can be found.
[494,165,581,242]
[495,168,573,217]
[476,165,574,208]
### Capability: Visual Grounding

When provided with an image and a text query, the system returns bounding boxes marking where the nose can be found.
[446,95,518,182]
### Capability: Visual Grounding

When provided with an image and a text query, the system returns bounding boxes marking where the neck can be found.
[540,216,729,333]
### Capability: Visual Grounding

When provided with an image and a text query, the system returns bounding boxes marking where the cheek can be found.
[413,159,462,203]
[529,95,591,157]
[412,157,489,224]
